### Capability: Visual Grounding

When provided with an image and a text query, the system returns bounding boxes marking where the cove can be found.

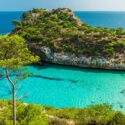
[0,63,125,112]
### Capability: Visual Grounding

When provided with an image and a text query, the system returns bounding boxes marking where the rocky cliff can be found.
[12,8,125,70]
[30,45,125,70]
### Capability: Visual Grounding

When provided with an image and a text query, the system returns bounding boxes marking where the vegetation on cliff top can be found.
[0,100,125,125]
[12,8,125,58]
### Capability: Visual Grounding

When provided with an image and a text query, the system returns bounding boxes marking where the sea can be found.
[1,11,125,112]
[0,11,125,34]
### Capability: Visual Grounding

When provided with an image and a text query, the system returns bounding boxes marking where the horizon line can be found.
[0,8,125,12]
[1,10,125,12]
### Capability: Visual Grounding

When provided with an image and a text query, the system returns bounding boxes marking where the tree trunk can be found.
[12,85,16,125]
[5,69,16,125]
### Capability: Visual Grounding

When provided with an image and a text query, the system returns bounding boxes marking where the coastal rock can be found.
[32,46,125,70]
[13,8,125,70]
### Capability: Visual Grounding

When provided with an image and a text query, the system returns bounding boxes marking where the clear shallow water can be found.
[1,64,125,112]
[1,11,125,112]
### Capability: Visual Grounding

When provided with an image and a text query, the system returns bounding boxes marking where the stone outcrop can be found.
[13,8,125,70]
[31,45,125,70]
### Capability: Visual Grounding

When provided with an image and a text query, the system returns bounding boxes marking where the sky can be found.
[0,0,125,11]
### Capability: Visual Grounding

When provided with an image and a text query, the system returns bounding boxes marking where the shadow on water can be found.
[30,75,78,83]
[0,73,78,83]
[31,63,125,75]
[1,63,125,84]
[30,75,63,81]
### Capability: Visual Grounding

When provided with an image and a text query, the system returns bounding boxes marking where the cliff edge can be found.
[12,8,125,70]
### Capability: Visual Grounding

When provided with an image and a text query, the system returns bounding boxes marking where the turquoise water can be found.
[1,11,125,112]
[1,64,125,112]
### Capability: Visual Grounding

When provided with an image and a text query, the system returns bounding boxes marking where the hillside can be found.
[0,100,125,125]
[12,8,125,69]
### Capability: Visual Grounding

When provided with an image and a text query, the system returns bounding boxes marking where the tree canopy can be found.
[13,8,125,58]
[0,35,40,125]
[0,35,39,69]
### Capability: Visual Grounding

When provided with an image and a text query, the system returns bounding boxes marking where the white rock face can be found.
[39,46,125,70]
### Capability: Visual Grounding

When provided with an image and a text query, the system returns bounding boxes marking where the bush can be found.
[12,8,125,59]
[0,100,125,125]
[0,100,48,125]
[47,104,125,125]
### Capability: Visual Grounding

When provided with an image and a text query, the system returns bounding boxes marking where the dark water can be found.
[0,11,125,34]
[75,11,125,29]
[0,11,23,34]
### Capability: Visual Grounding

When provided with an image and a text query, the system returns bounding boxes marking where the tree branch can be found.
[5,68,15,87]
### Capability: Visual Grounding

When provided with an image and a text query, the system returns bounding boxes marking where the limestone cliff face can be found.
[31,45,125,70]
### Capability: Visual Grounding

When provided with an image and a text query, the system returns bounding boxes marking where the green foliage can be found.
[116,27,125,35]
[12,8,125,58]
[0,35,40,125]
[0,100,48,125]
[0,100,125,125]
[0,35,40,69]
[32,8,45,13]
[12,20,22,26]
[47,104,125,125]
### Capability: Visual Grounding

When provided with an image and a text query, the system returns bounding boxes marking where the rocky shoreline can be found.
[31,45,125,70]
